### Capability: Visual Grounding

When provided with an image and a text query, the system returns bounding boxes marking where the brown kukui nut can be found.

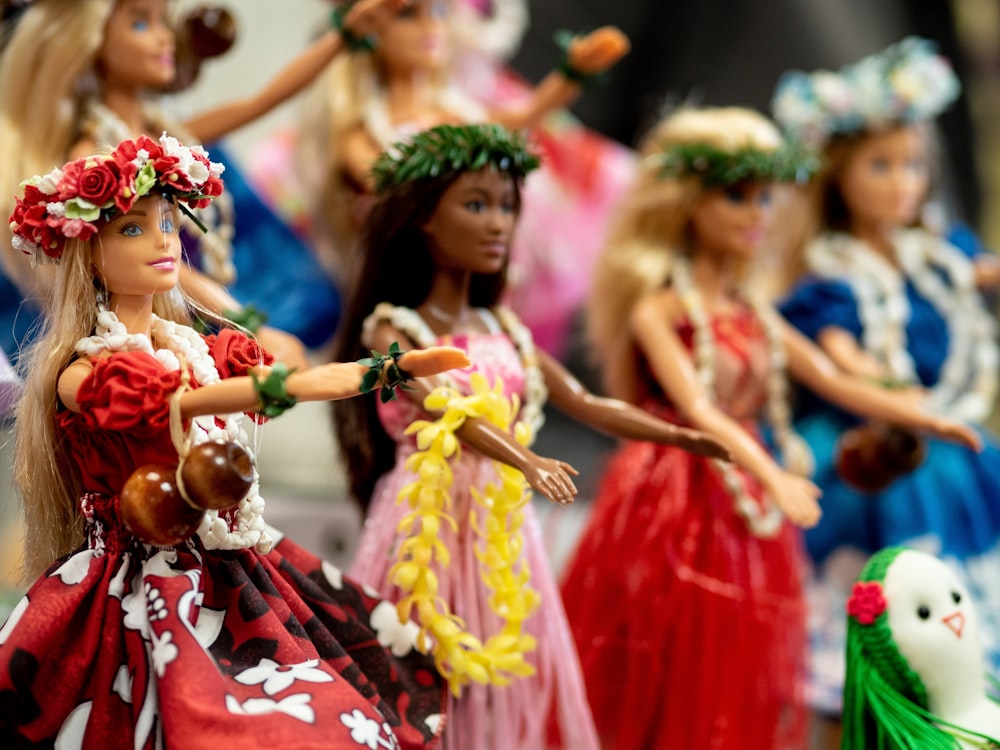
[179,440,254,511]
[185,6,237,59]
[120,464,204,546]
[835,422,927,494]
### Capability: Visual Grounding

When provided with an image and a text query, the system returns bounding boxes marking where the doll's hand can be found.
[343,0,410,39]
[662,426,731,460]
[919,414,982,452]
[521,455,579,505]
[767,471,822,529]
[974,254,1000,291]
[395,347,471,378]
[566,27,630,76]
[257,326,310,372]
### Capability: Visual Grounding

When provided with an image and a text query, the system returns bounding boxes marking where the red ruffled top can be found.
[57,329,272,496]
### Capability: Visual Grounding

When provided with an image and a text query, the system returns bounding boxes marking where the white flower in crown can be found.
[772,36,960,145]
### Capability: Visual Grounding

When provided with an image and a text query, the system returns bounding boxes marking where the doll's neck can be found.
[383,68,442,123]
[100,86,147,139]
[420,270,478,332]
[847,220,899,265]
[687,249,740,311]
[107,293,154,339]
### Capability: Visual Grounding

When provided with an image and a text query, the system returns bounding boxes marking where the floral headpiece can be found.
[371,123,540,195]
[772,37,960,147]
[9,133,225,264]
[647,141,819,187]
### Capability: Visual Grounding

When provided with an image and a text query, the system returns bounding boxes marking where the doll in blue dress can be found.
[772,37,1000,714]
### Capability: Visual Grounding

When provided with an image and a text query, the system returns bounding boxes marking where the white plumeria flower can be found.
[340,709,400,749]
[370,601,420,657]
[34,167,64,195]
[234,658,334,696]
[51,550,95,586]
[225,693,317,724]
[322,560,344,590]
[149,629,178,678]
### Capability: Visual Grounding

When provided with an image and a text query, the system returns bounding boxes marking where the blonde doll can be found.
[558,106,980,750]
[0,134,468,747]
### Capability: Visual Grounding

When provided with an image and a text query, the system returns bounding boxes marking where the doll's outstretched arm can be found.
[536,349,730,460]
[183,0,410,143]
[491,27,630,131]
[365,321,579,504]
[784,321,982,451]
[631,292,822,528]
[57,346,469,420]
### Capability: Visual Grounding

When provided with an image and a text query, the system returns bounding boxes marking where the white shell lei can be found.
[77,309,272,553]
[361,302,546,440]
[806,229,998,422]
[673,259,812,538]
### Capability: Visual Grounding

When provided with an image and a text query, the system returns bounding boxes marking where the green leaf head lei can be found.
[371,123,541,195]
[648,140,820,188]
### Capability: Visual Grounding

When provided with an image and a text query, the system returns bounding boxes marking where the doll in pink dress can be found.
[0,134,473,748]
[331,122,729,750]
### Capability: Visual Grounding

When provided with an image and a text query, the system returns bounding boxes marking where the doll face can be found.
[688,181,774,260]
[377,0,451,75]
[884,550,983,702]
[93,195,181,297]
[421,169,517,276]
[837,126,930,232]
[99,0,176,91]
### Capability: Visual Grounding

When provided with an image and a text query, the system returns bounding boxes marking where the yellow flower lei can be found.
[389,372,540,697]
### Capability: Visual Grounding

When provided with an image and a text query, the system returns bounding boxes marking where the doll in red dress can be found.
[559,106,982,750]
[0,134,470,748]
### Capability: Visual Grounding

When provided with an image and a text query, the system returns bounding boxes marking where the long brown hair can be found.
[331,170,519,510]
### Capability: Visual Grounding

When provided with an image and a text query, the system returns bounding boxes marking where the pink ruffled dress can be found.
[348,308,598,750]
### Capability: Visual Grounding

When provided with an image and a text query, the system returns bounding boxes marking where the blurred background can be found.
[3,0,1000,660]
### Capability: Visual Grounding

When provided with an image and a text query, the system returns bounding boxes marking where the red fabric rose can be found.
[207,329,274,379]
[78,161,119,206]
[58,160,85,198]
[846,581,887,625]
[76,352,182,437]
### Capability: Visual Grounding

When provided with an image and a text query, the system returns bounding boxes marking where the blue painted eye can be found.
[159,216,175,233]
[132,19,150,32]
[120,222,143,237]
[465,200,486,213]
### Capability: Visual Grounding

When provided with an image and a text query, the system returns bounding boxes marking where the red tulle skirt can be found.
[560,437,809,749]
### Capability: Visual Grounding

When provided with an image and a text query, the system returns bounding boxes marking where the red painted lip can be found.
[941,610,965,638]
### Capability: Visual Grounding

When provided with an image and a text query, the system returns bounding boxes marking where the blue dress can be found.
[779,229,1000,713]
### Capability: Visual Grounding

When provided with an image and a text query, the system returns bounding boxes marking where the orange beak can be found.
[941,610,965,639]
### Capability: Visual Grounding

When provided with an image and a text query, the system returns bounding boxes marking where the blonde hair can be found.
[0,0,115,297]
[297,7,467,274]
[14,234,188,581]
[588,107,785,400]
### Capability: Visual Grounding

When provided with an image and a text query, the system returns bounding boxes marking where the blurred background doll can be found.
[557,106,981,750]
[773,37,1000,722]
[331,123,727,750]
[0,0,405,360]
[842,546,1000,749]
[295,0,631,356]
[0,134,472,747]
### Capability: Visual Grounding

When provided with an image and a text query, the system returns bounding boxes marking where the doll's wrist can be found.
[331,4,377,53]
[553,30,600,87]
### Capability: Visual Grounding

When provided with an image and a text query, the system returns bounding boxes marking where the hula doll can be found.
[556,106,980,750]
[843,546,1000,749]
[298,0,632,355]
[0,0,405,358]
[0,134,473,747]
[331,122,729,750]
[773,37,1000,714]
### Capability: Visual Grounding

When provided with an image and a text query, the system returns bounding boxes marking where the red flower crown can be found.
[9,133,225,264]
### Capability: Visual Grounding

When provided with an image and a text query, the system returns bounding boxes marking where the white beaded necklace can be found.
[77,308,272,553]
[806,229,998,422]
[672,258,812,538]
[362,302,547,440]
